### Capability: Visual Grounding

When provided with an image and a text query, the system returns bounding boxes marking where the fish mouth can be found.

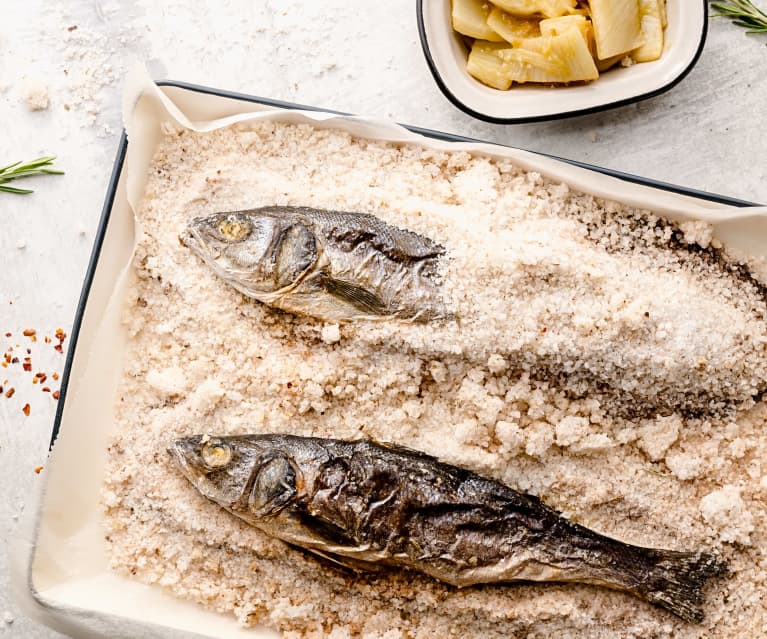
[167,437,206,483]
[179,225,223,260]
[178,226,201,251]
[178,227,194,248]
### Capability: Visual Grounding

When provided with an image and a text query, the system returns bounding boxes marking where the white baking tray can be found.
[11,68,766,639]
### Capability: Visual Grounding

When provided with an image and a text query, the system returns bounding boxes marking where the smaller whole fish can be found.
[179,206,447,322]
[168,434,726,622]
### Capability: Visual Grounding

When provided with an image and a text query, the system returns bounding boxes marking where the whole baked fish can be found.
[168,434,725,622]
[179,206,447,322]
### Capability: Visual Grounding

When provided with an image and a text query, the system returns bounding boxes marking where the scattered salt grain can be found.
[188,379,225,414]
[637,415,681,461]
[146,366,187,396]
[571,433,614,454]
[20,80,49,111]
[665,451,704,481]
[428,360,448,383]
[2,611,13,624]
[679,220,715,248]
[487,353,506,374]
[554,415,590,448]
[700,485,755,545]
[321,324,341,344]
[494,420,524,452]
[524,421,554,458]
[454,418,487,446]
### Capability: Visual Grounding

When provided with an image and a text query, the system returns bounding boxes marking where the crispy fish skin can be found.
[168,434,726,622]
[179,206,447,322]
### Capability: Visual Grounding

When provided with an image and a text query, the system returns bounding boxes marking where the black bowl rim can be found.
[416,0,709,124]
[50,79,756,450]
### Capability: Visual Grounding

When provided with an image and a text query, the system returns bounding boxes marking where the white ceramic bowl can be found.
[417,0,707,123]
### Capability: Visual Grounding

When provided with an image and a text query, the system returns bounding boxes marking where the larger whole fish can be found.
[180,206,447,322]
[168,434,725,622]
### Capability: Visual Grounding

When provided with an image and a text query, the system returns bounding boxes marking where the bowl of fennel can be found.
[416,0,707,123]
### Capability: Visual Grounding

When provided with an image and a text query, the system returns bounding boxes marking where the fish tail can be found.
[631,549,727,622]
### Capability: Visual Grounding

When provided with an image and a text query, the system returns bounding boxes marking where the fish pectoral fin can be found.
[297,544,385,574]
[317,273,390,316]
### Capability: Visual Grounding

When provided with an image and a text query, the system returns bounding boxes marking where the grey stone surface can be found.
[1,2,765,637]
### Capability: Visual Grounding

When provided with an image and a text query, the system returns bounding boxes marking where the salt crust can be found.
[105,122,767,638]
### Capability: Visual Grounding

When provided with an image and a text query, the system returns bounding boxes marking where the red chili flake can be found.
[26,348,31,354]
[22,403,30,416]
[52,372,60,380]
[286,382,293,388]
[3,353,10,364]
[23,358,32,372]
[67,25,78,31]
[4,332,10,338]
[52,390,60,400]
[36,372,47,383]
[44,336,51,343]
[0,386,3,393]
[5,387,15,398]
[23,329,36,337]
[34,466,43,474]
[540,326,548,333]
[54,329,67,353]
[42,386,51,393]
[11,357,19,364]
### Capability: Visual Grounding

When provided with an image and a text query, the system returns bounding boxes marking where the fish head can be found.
[168,434,303,519]
[179,210,318,297]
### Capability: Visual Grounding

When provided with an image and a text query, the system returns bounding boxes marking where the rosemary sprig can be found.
[711,0,767,33]
[0,156,64,194]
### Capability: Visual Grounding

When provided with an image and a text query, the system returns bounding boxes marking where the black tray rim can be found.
[415,0,710,125]
[49,79,757,449]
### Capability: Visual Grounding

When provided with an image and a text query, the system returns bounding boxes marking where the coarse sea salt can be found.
[105,121,767,639]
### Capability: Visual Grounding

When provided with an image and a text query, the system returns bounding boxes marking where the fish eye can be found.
[201,439,232,468]
[216,216,251,242]
[249,454,297,516]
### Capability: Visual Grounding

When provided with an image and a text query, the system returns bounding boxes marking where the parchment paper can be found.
[12,65,766,639]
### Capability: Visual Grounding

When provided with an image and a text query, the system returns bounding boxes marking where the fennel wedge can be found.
[451,0,669,91]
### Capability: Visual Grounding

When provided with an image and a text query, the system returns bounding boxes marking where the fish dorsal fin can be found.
[323,212,444,263]
[243,206,444,263]
[318,273,390,316]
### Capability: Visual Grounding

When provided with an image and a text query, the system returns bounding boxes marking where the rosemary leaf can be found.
[0,156,64,195]
[711,0,767,34]
[0,185,35,195]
